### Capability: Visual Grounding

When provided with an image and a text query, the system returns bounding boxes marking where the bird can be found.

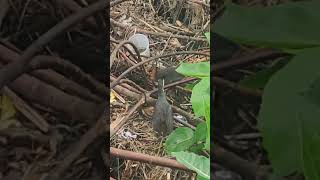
[151,78,173,136]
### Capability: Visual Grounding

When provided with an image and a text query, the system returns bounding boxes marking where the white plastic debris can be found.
[120,129,137,139]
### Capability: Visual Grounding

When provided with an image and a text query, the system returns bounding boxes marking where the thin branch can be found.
[111,40,150,89]
[213,144,280,180]
[110,40,143,68]
[110,98,145,137]
[213,49,288,72]
[213,76,262,97]
[110,147,194,173]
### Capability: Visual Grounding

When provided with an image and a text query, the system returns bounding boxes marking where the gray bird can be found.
[152,78,173,136]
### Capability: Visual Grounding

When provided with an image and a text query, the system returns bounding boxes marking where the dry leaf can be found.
[110,91,116,103]
[169,38,181,48]
[176,20,182,27]
[0,95,20,130]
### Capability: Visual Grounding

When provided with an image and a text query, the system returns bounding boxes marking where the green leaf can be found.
[191,77,210,117]
[300,77,320,107]
[172,151,210,179]
[203,94,210,151]
[165,127,195,153]
[176,62,210,78]
[204,137,210,151]
[197,175,209,180]
[189,143,205,154]
[185,81,199,91]
[257,47,320,177]
[240,58,290,89]
[194,122,207,142]
[301,124,320,180]
[268,174,286,180]
[204,32,210,45]
[213,1,320,50]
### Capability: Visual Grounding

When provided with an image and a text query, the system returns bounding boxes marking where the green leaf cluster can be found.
[164,32,210,179]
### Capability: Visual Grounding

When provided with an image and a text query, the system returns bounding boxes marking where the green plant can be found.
[214,1,320,179]
[164,33,210,180]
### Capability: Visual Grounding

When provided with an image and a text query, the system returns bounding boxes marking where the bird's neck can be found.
[157,78,165,99]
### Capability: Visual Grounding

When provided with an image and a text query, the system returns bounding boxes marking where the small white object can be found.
[120,130,137,139]
[173,113,187,122]
[127,33,150,57]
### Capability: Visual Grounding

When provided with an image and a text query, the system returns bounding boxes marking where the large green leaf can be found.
[204,136,210,151]
[197,175,208,180]
[203,93,210,151]
[301,124,320,180]
[194,122,207,142]
[172,151,210,179]
[189,143,205,154]
[300,77,320,107]
[191,77,210,117]
[176,62,210,78]
[258,47,320,177]
[165,127,195,153]
[213,1,320,50]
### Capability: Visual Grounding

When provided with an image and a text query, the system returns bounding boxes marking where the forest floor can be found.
[110,0,209,179]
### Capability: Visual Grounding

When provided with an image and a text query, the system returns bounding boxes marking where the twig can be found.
[111,40,150,89]
[110,98,145,137]
[118,79,142,94]
[0,0,107,89]
[119,49,137,66]
[213,144,279,180]
[112,80,141,100]
[3,86,50,133]
[55,0,97,27]
[110,51,209,88]
[213,4,225,21]
[0,126,49,141]
[120,79,147,93]
[111,19,207,42]
[188,0,210,8]
[0,0,10,28]
[213,49,288,72]
[110,147,194,173]
[110,40,143,68]
[149,77,197,95]
[171,105,204,125]
[131,14,166,33]
[174,116,195,129]
[17,0,32,31]
[213,76,262,97]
